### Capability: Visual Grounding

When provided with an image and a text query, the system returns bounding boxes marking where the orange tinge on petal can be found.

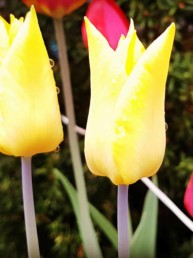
[22,0,86,18]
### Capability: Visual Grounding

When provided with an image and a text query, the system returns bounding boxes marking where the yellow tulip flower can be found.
[84,18,175,185]
[0,7,63,157]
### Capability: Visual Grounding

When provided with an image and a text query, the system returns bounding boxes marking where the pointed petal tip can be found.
[84,16,95,32]
[171,22,176,28]
[30,5,35,12]
[84,16,108,46]
[23,4,39,34]
[10,14,15,21]
[166,22,176,38]
[26,5,37,21]
[30,5,37,17]
[84,16,91,31]
[164,22,176,48]
[84,16,88,22]
[169,22,176,32]
[129,18,134,28]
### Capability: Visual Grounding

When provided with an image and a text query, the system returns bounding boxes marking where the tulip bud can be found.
[84,18,175,185]
[82,0,129,50]
[0,7,63,157]
[22,0,86,19]
[184,172,193,217]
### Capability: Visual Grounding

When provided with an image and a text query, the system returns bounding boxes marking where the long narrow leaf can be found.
[53,168,81,225]
[130,176,158,258]
[53,169,118,249]
[89,204,118,249]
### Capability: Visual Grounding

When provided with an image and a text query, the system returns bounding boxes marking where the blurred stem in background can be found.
[21,157,40,258]
[141,177,193,231]
[53,18,103,258]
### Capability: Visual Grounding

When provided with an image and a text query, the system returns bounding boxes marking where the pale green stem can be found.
[117,185,130,258]
[21,157,40,258]
[53,19,103,258]
[141,177,193,231]
[61,115,193,232]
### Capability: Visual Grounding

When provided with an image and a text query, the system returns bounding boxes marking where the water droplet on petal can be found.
[54,146,60,153]
[49,59,55,68]
[56,87,60,94]
[165,122,168,131]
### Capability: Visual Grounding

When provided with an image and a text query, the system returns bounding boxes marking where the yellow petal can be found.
[85,17,175,185]
[85,17,116,93]
[85,17,128,110]
[0,17,9,62]
[84,17,122,183]
[9,15,24,45]
[84,19,145,184]
[0,6,63,156]
[116,19,145,75]
[112,23,175,184]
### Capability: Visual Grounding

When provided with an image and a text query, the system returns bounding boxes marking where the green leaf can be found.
[53,168,80,223]
[89,204,118,249]
[130,176,158,258]
[53,169,118,249]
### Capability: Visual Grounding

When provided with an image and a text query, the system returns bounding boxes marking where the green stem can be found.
[53,18,103,258]
[118,185,130,258]
[21,157,40,258]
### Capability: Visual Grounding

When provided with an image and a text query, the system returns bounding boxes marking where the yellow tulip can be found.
[84,18,175,185]
[0,7,63,157]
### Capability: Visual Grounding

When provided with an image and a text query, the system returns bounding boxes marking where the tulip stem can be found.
[117,185,130,258]
[141,177,193,232]
[61,116,193,232]
[21,157,40,258]
[53,19,102,258]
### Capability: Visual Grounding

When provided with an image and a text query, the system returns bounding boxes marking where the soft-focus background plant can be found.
[0,0,193,257]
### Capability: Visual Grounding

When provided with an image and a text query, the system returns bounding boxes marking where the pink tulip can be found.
[184,172,193,217]
[82,0,130,50]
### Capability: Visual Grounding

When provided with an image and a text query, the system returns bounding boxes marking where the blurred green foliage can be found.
[0,0,193,257]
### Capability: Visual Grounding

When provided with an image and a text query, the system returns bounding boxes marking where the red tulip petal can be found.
[22,0,86,18]
[184,172,193,217]
[82,0,130,50]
